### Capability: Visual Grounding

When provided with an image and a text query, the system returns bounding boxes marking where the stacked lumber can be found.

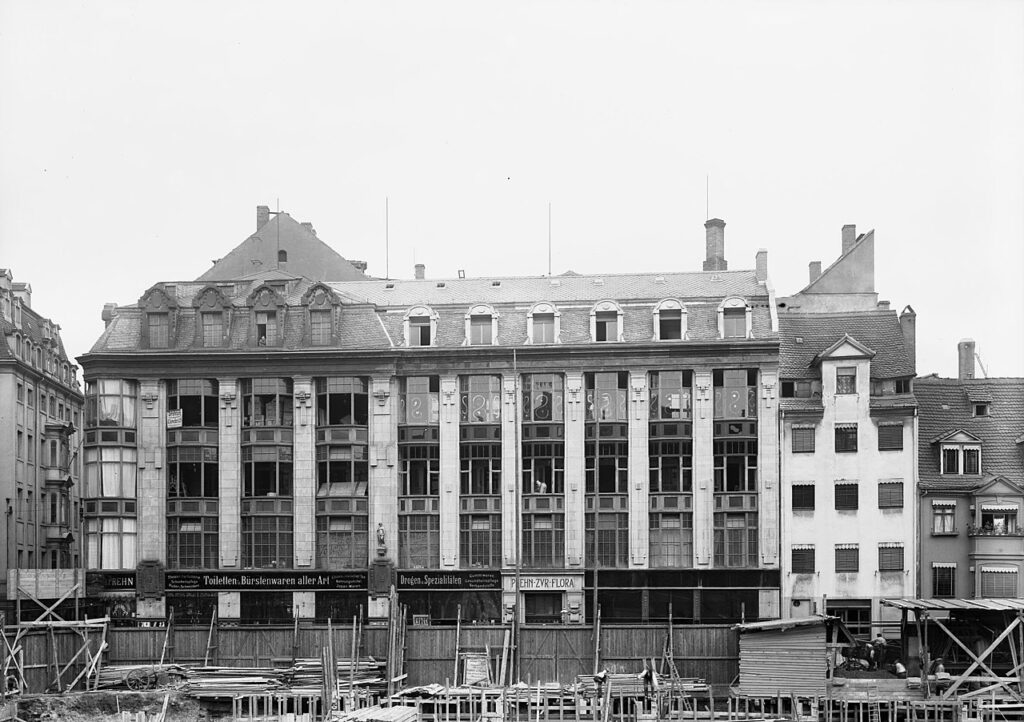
[185,666,285,698]
[573,672,709,698]
[331,704,419,722]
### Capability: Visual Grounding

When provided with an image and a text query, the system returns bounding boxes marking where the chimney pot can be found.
[257,205,271,231]
[703,218,727,271]
[899,305,916,372]
[755,249,768,283]
[414,264,426,280]
[958,338,976,380]
[809,261,822,283]
[350,260,368,273]
[841,224,857,255]
[101,303,118,328]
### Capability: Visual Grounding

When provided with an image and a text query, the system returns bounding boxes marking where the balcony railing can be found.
[967,525,1024,537]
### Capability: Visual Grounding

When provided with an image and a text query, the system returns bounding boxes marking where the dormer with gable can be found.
[302,283,340,346]
[247,283,287,347]
[932,429,983,477]
[192,285,232,348]
[139,285,179,350]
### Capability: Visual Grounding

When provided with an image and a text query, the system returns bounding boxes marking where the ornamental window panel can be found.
[522,373,564,422]
[932,564,956,597]
[836,367,857,394]
[713,369,757,419]
[835,545,859,572]
[835,483,859,510]
[460,375,501,423]
[316,515,369,569]
[792,484,815,510]
[585,371,628,422]
[521,513,565,569]
[791,546,815,574]
[316,377,369,426]
[398,514,440,569]
[459,514,502,569]
[878,423,904,451]
[399,376,439,424]
[713,512,758,568]
[649,370,692,420]
[523,441,564,494]
[242,515,293,569]
[649,512,693,568]
[167,516,218,569]
[585,512,629,568]
[878,544,904,572]
[878,481,904,509]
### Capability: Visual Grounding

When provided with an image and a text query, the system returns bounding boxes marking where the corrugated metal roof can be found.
[734,615,836,632]
[881,598,1024,612]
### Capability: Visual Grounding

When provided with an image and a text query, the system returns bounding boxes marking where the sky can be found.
[1,0,1022,379]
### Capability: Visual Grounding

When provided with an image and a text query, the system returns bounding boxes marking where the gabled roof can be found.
[916,376,1024,490]
[778,311,914,379]
[798,230,875,295]
[196,212,369,283]
[812,334,876,364]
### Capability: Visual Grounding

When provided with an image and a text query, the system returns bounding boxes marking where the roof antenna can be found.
[275,197,281,270]
[706,175,709,219]
[547,202,552,276]
[385,197,390,280]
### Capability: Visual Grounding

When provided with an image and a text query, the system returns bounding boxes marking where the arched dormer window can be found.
[718,296,752,339]
[193,285,231,348]
[278,250,288,263]
[139,285,179,350]
[465,304,498,346]
[302,283,338,346]
[590,300,623,343]
[527,302,560,344]
[654,299,687,341]
[14,333,21,358]
[404,305,437,347]
[248,284,286,347]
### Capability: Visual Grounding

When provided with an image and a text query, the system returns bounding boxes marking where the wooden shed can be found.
[732,615,833,697]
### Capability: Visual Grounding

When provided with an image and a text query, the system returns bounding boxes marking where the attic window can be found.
[491,281,501,287]
[436,282,446,288]
[941,442,981,475]
[385,283,395,290]
[278,250,288,263]
[974,403,990,417]
[795,337,804,344]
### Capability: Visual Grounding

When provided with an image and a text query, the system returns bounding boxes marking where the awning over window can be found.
[980,566,1018,574]
[931,500,956,507]
[931,562,957,569]
[981,504,1018,512]
[879,542,904,548]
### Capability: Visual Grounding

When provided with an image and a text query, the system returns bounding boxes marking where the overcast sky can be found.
[2,0,1022,379]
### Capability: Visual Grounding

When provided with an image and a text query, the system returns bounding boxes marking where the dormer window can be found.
[836,367,857,395]
[654,299,686,341]
[465,304,497,346]
[718,297,751,339]
[527,302,559,344]
[405,306,436,347]
[942,444,980,474]
[974,403,990,417]
[591,301,622,343]
[148,313,169,348]
[256,311,277,345]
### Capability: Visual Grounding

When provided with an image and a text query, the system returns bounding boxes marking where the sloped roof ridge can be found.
[339,268,759,284]
[798,229,874,294]
[783,309,895,318]
[917,376,1024,384]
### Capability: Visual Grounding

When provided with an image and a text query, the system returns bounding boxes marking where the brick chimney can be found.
[899,305,916,371]
[841,224,857,255]
[300,222,316,237]
[350,260,368,273]
[414,264,425,280]
[12,282,31,309]
[755,249,768,283]
[958,338,976,380]
[101,303,118,328]
[257,205,271,230]
[809,261,822,283]
[703,219,727,271]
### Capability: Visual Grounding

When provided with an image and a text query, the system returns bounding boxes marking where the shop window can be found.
[649,512,693,568]
[878,544,904,571]
[932,564,956,597]
[932,502,956,534]
[792,426,815,453]
[835,483,859,510]
[460,375,501,423]
[792,484,815,510]
[835,545,859,572]
[316,515,368,568]
[878,481,903,509]
[791,546,815,574]
[239,592,293,624]
[459,514,501,568]
[713,512,758,568]
[398,514,440,568]
[400,376,439,424]
[836,367,857,394]
[878,423,904,451]
[522,373,564,422]
[522,514,564,568]
[167,517,218,568]
[524,592,562,624]
[835,424,858,453]
[242,515,293,568]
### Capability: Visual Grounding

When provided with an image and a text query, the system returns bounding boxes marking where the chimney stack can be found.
[350,260,368,273]
[958,338,976,380]
[899,305,916,372]
[755,249,768,283]
[809,261,822,283]
[257,205,271,230]
[703,219,727,271]
[101,303,118,328]
[414,264,425,280]
[841,224,857,255]
[300,222,316,237]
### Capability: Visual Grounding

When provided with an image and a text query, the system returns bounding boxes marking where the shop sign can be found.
[166,409,183,429]
[86,570,368,592]
[86,571,136,593]
[504,574,582,592]
[397,570,502,590]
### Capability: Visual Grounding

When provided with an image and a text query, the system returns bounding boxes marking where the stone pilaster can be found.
[292,376,315,568]
[439,376,460,567]
[136,380,166,619]
[564,372,585,567]
[368,376,396,567]
[758,370,779,566]
[218,378,240,568]
[628,371,649,567]
[692,370,714,567]
[501,374,519,567]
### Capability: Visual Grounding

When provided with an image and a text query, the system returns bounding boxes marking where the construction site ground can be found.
[12,690,205,722]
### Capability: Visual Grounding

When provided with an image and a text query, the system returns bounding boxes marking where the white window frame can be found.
[941,443,982,474]
[526,302,560,344]
[590,300,623,343]
[718,296,752,339]
[653,298,687,341]
[464,304,498,346]
[404,305,438,348]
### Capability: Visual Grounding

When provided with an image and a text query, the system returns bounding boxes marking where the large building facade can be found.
[1,270,84,613]
[77,209,783,625]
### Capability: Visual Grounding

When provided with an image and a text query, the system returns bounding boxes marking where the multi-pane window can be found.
[167,379,219,427]
[255,311,277,345]
[148,313,169,348]
[242,515,293,568]
[586,441,628,494]
[980,508,1018,534]
[649,439,693,492]
[791,546,815,574]
[459,514,501,568]
[242,378,294,427]
[242,446,293,496]
[85,379,138,428]
[532,313,555,343]
[792,426,815,453]
[398,515,440,568]
[522,374,564,422]
[469,314,493,345]
[460,443,501,495]
[722,307,746,338]
[585,372,627,422]
[649,512,693,568]
[594,310,618,342]
[523,440,564,494]
[460,375,501,423]
[835,545,859,572]
[585,512,628,568]
[522,514,564,568]
[932,502,956,533]
[792,484,815,510]
[316,515,368,568]
[316,445,368,495]
[713,512,758,568]
[835,424,858,452]
[83,447,138,497]
[835,367,856,394]
[400,444,440,496]
[932,564,956,597]
[167,517,218,568]
[316,377,369,426]
[713,369,757,419]
[408,315,431,346]
[168,447,219,497]
[310,310,332,345]
[941,445,981,474]
[878,423,904,451]
[201,312,223,347]
[85,517,137,570]
[649,371,692,420]
[878,544,904,571]
[713,436,757,492]
[835,483,859,510]
[877,481,904,509]
[981,569,1018,597]
[400,376,439,424]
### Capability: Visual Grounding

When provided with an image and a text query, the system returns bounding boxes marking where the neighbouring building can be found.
[916,341,1024,600]
[0,270,84,617]
[776,226,917,635]
[77,208,783,625]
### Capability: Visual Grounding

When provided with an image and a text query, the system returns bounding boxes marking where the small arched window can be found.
[465,304,498,346]
[654,299,687,341]
[278,250,288,263]
[404,306,437,347]
[527,302,560,344]
[718,297,752,339]
[590,300,623,343]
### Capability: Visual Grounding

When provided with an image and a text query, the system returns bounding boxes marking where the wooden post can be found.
[454,603,462,685]
[203,606,217,666]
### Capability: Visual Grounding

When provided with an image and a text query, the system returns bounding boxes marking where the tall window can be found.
[522,514,564,568]
[657,307,683,341]
[649,371,692,420]
[400,443,439,495]
[594,310,618,342]
[408,315,431,347]
[722,307,746,338]
[399,393,440,568]
[836,367,857,394]
[649,438,693,493]
[148,313,169,348]
[586,441,628,494]
[585,512,628,568]
[932,502,956,534]
[400,376,439,424]
[469,314,493,345]
[255,310,277,345]
[932,564,956,597]
[713,430,757,492]
[649,512,693,568]
[460,375,501,423]
[460,514,501,568]
[310,310,332,345]
[714,512,758,568]
[460,442,501,495]
[532,312,555,343]
[201,312,223,347]
[242,515,293,568]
